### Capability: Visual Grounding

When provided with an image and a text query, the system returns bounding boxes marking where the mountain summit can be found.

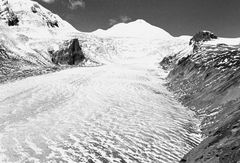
[92,19,173,39]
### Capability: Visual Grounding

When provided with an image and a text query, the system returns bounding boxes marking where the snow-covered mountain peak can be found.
[120,19,148,26]
[92,19,173,40]
[0,0,78,39]
[134,19,147,23]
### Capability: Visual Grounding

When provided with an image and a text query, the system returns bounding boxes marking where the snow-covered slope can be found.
[6,0,78,38]
[92,19,173,40]
[0,0,79,69]
[205,37,240,45]
[0,0,123,82]
[160,31,240,163]
[0,0,185,71]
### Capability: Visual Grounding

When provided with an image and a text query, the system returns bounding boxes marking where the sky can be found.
[36,0,240,37]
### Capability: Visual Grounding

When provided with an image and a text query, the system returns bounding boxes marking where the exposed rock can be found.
[160,41,192,71]
[161,41,240,163]
[31,4,39,13]
[51,39,85,65]
[190,31,218,52]
[47,19,59,28]
[0,0,19,26]
[160,51,184,70]
[189,30,218,45]
[7,12,19,26]
[160,55,176,70]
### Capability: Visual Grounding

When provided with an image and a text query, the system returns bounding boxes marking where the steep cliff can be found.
[51,39,85,65]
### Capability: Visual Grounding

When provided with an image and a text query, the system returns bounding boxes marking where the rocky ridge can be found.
[161,32,240,163]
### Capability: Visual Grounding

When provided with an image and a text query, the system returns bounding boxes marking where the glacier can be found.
[0,0,239,163]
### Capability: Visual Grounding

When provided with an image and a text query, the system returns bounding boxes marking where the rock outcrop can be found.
[189,31,218,52]
[51,39,85,65]
[189,30,218,45]
[0,0,19,26]
[161,36,240,163]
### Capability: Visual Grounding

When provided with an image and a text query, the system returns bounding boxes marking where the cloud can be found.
[68,0,85,10]
[109,19,118,26]
[120,16,131,23]
[40,0,55,3]
[39,0,85,10]
[109,16,132,26]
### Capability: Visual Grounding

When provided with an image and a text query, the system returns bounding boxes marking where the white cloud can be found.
[40,0,55,3]
[39,0,85,10]
[68,0,85,10]
[109,16,132,26]
[109,19,118,26]
[120,16,131,23]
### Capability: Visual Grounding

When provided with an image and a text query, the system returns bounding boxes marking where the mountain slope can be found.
[1,0,78,37]
[0,0,189,84]
[0,0,127,83]
[161,33,240,163]
[92,19,173,39]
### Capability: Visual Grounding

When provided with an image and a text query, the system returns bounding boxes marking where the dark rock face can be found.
[160,51,185,70]
[161,43,240,163]
[31,4,39,13]
[160,54,176,70]
[0,45,58,83]
[46,20,59,28]
[51,39,85,65]
[7,12,19,26]
[0,0,19,26]
[189,31,218,52]
[189,31,218,45]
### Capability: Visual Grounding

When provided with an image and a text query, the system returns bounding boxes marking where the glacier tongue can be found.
[0,38,201,162]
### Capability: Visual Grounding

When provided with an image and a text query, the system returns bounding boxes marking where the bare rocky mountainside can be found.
[161,31,240,163]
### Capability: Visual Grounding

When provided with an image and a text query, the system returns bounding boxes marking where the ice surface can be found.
[0,37,202,162]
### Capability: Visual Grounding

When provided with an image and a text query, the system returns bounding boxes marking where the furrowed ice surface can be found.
[0,46,202,162]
